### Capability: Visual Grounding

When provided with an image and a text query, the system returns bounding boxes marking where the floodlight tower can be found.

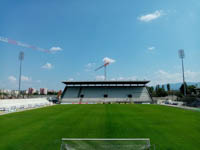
[18,51,24,94]
[178,49,186,96]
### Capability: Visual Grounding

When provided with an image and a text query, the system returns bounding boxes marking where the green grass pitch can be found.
[0,104,200,150]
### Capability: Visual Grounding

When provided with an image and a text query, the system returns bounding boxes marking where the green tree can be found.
[147,86,155,96]
[155,85,160,92]
[187,85,196,95]
[167,83,170,92]
[156,88,168,97]
[148,87,154,94]
[180,82,187,95]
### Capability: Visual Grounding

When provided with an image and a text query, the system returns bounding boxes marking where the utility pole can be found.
[18,51,24,96]
[178,49,186,96]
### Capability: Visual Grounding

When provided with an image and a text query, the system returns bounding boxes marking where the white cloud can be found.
[138,10,163,22]
[152,70,181,85]
[21,75,32,82]
[117,77,125,81]
[127,76,138,80]
[86,63,96,68]
[95,75,105,81]
[3,76,43,90]
[110,78,116,81]
[149,70,200,86]
[148,46,155,51]
[35,80,41,83]
[85,63,96,72]
[185,70,200,82]
[103,57,116,64]
[8,76,17,82]
[107,70,200,86]
[50,46,62,52]
[42,62,53,69]
[67,78,74,81]
[110,76,138,81]
[110,77,124,81]
[106,70,200,86]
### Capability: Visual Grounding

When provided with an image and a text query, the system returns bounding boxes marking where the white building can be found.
[40,88,48,95]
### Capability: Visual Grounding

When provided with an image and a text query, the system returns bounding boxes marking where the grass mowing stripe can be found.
[0,104,199,150]
[0,105,81,150]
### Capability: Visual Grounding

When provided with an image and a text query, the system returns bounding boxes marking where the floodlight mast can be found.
[18,51,24,95]
[178,49,186,96]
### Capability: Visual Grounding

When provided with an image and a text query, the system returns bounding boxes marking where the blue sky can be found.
[0,0,200,90]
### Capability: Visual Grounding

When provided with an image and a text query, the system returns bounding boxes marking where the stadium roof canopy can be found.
[62,81,150,87]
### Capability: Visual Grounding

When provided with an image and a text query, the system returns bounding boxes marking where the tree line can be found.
[147,83,197,97]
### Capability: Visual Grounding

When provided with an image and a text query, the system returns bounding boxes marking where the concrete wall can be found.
[0,98,52,112]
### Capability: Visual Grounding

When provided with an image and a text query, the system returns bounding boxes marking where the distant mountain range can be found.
[153,82,200,90]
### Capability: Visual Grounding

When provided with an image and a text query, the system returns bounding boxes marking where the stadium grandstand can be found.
[61,81,152,104]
